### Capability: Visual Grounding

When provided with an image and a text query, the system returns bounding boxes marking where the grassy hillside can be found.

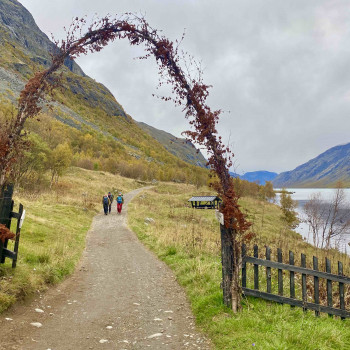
[0,167,139,312]
[137,121,207,168]
[128,183,350,349]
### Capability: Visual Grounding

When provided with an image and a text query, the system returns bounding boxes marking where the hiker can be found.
[116,192,124,214]
[108,191,114,213]
[102,194,110,215]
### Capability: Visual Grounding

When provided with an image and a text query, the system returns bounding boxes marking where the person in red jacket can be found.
[116,192,124,213]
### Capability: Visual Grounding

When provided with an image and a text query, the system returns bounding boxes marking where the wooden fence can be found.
[242,244,350,319]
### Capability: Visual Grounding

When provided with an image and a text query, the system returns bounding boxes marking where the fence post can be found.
[338,261,345,320]
[301,253,307,311]
[12,203,23,268]
[254,245,259,290]
[220,224,233,307]
[326,258,333,317]
[277,248,283,296]
[0,184,14,264]
[266,246,271,293]
[289,251,295,302]
[241,244,246,288]
[313,256,320,316]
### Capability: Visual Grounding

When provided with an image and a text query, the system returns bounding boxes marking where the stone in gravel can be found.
[164,310,173,313]
[106,326,113,329]
[99,339,108,343]
[148,333,163,339]
[35,308,44,313]
[5,318,13,321]
[30,322,42,328]
[133,302,140,306]
[153,318,162,321]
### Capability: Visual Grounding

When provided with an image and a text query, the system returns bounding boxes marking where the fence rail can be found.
[242,244,350,319]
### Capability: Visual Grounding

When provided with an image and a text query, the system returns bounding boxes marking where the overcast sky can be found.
[19,0,350,174]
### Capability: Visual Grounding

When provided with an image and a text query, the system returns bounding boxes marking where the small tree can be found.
[280,189,298,228]
[303,192,324,247]
[48,143,73,187]
[263,181,275,202]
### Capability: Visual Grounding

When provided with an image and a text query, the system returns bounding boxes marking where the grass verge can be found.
[128,182,350,350]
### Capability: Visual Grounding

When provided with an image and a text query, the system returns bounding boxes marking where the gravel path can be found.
[0,187,211,350]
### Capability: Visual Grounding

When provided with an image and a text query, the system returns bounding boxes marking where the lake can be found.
[275,188,350,255]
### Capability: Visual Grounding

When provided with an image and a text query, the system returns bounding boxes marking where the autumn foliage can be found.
[0,224,15,243]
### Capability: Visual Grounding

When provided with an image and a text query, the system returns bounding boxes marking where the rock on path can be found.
[0,187,211,349]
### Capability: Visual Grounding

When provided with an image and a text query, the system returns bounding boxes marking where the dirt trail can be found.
[0,188,211,350]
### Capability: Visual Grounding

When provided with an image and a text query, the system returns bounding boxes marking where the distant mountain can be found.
[229,171,239,178]
[241,171,278,185]
[273,143,350,187]
[229,170,277,185]
[137,122,207,168]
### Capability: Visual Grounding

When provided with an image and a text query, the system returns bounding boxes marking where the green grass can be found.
[128,183,350,350]
[0,167,139,313]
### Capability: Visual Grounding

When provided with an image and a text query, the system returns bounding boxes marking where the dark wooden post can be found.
[241,244,247,289]
[266,246,271,293]
[313,256,320,316]
[301,253,307,311]
[289,251,295,301]
[0,184,14,264]
[326,257,333,317]
[277,248,283,296]
[254,245,259,290]
[338,261,345,320]
[220,224,233,307]
[12,203,23,268]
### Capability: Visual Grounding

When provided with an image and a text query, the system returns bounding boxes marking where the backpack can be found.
[103,196,109,205]
[117,196,123,203]
[109,194,114,203]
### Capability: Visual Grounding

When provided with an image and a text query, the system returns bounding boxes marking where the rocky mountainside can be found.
[273,142,350,187]
[0,0,207,182]
[137,122,207,168]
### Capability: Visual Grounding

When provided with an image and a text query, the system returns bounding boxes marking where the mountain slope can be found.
[0,0,208,185]
[273,143,350,187]
[137,122,207,168]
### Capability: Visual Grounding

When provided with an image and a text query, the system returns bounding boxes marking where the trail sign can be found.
[215,209,224,225]
[19,209,26,229]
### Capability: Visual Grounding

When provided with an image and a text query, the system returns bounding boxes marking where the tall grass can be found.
[128,183,350,350]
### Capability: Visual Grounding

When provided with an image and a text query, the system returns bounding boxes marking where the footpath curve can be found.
[0,187,210,349]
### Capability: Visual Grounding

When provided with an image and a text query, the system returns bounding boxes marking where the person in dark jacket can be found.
[108,192,114,213]
[102,195,110,215]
